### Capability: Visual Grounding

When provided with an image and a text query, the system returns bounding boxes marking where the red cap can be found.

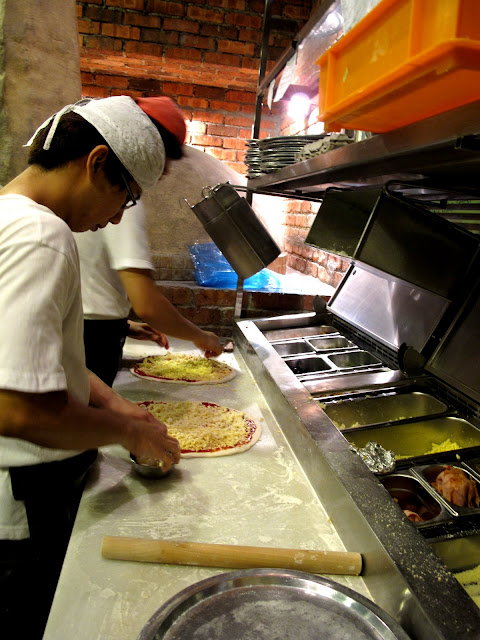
[134,96,186,145]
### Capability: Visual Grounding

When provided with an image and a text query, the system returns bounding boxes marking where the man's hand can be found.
[194,330,224,358]
[128,320,169,348]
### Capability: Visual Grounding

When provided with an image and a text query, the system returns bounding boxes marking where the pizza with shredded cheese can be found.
[130,352,236,385]
[138,400,261,457]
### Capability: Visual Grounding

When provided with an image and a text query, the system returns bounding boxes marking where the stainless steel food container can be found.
[344,417,480,462]
[379,472,453,526]
[323,389,449,430]
[412,463,480,516]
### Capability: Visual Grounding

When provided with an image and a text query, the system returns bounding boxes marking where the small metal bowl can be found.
[130,453,172,478]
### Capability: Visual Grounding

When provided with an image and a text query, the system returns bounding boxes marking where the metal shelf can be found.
[247,101,480,198]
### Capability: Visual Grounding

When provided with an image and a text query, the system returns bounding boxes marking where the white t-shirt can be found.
[0,195,90,539]
[74,201,153,319]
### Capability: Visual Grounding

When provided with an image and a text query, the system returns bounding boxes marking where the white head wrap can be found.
[24,96,166,191]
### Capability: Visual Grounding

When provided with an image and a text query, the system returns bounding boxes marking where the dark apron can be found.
[83,317,129,386]
[0,449,98,638]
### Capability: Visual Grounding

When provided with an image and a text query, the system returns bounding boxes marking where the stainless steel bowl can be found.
[130,453,172,478]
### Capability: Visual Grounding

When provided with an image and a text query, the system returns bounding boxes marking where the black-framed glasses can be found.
[119,171,137,209]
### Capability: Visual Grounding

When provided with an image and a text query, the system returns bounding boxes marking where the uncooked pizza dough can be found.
[131,353,236,385]
[138,400,261,458]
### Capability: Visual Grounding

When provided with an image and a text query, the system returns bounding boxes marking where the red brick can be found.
[225,13,262,29]
[200,24,239,39]
[76,4,83,17]
[102,23,140,39]
[77,0,102,4]
[195,85,226,100]
[225,89,255,104]
[283,5,311,20]
[240,57,259,71]
[247,0,265,12]
[187,120,207,135]
[193,288,222,306]
[145,0,184,15]
[216,289,236,306]
[124,13,161,28]
[238,27,262,43]
[163,18,200,34]
[209,100,242,112]
[222,308,235,324]
[193,110,224,124]
[111,88,143,98]
[85,6,122,21]
[204,51,241,67]
[162,82,194,96]
[187,6,224,24]
[222,137,247,150]
[95,73,129,89]
[217,40,255,56]
[191,134,223,147]
[125,41,163,56]
[106,0,144,8]
[181,34,215,50]
[164,48,203,62]
[141,29,179,44]
[158,285,193,305]
[224,114,253,127]
[81,71,94,84]
[177,96,209,109]
[210,0,245,9]
[332,271,346,288]
[82,85,110,98]
[83,36,124,52]
[78,20,100,35]
[129,77,163,92]
[206,123,238,136]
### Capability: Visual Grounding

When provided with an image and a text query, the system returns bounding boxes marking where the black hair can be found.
[150,121,183,160]
[27,112,130,185]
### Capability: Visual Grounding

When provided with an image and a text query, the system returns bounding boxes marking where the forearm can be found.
[121,269,222,351]
[0,388,132,452]
[0,387,181,468]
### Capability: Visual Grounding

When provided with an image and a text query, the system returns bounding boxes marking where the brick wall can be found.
[75,0,348,295]
[156,281,324,338]
[76,0,312,174]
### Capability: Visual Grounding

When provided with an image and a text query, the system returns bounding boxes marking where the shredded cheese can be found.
[141,401,258,454]
[135,353,232,382]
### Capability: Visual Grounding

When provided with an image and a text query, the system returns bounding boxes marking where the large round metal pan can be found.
[137,568,410,640]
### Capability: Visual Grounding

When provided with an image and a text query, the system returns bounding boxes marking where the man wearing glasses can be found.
[0,96,182,638]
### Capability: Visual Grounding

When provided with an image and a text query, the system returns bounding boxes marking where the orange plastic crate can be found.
[316,0,480,133]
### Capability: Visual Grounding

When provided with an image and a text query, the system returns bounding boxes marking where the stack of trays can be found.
[244,135,326,178]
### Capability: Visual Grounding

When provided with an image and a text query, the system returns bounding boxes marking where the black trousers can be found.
[83,317,129,387]
[0,450,97,639]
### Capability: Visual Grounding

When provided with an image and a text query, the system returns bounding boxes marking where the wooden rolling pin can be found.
[101,536,362,576]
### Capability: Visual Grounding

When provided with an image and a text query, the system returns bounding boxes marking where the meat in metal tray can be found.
[137,568,410,639]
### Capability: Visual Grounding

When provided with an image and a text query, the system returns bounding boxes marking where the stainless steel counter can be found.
[43,338,369,640]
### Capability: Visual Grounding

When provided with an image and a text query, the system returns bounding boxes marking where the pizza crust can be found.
[138,400,261,458]
[130,352,236,385]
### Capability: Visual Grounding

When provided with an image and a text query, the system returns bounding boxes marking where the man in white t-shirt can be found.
[75,97,223,386]
[0,96,181,638]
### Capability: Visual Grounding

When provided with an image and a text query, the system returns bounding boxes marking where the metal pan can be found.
[379,473,454,525]
[412,463,480,515]
[137,568,410,640]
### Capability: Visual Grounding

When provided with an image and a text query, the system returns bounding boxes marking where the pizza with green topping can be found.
[130,352,236,385]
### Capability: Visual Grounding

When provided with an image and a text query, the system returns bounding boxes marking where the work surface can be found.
[43,338,370,640]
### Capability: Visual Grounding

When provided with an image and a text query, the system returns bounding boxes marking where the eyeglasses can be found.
[119,171,138,209]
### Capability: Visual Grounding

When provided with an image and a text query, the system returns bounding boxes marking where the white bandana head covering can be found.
[25,96,166,191]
